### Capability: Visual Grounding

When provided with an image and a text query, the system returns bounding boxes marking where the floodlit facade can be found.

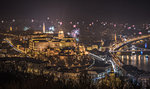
[29,30,76,51]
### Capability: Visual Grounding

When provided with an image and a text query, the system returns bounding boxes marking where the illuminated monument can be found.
[29,30,76,51]
[43,23,45,33]
[115,33,117,42]
[58,30,64,39]
[42,22,55,34]
[10,26,12,31]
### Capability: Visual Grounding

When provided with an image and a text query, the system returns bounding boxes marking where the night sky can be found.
[0,0,150,23]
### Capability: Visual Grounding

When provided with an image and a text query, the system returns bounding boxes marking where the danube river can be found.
[118,54,150,72]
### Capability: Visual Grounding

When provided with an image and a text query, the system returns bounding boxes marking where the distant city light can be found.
[71,28,80,40]
[43,26,55,34]
[10,26,12,31]
[76,38,79,42]
[87,27,89,29]
[139,32,142,35]
[124,38,127,41]
[92,22,94,25]
[24,27,30,31]
[146,55,149,60]
[89,24,92,26]
[145,43,147,48]
[31,19,34,23]
[1,20,4,23]
[67,32,70,35]
[39,25,42,28]
[47,17,50,20]
[132,25,135,27]
[73,25,76,28]
[141,50,143,55]
[12,19,15,22]
[49,26,55,31]
[70,22,72,24]
[58,22,63,25]
[128,27,131,30]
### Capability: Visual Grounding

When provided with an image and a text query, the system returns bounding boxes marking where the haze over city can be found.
[0,0,150,23]
[0,0,150,89]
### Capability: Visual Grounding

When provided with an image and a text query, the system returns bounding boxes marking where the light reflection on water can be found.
[118,55,150,72]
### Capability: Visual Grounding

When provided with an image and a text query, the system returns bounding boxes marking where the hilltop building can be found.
[29,30,76,51]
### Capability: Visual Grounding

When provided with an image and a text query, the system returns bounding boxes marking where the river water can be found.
[118,54,150,72]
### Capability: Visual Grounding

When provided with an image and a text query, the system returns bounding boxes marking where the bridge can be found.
[111,46,150,53]
[109,35,150,76]
[110,35,150,52]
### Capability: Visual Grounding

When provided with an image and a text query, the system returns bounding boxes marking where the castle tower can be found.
[10,26,12,31]
[43,23,45,33]
[115,33,117,42]
[58,30,64,39]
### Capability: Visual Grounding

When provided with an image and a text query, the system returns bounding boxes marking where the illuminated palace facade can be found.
[29,30,77,51]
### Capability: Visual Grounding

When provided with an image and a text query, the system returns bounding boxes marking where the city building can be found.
[29,30,76,52]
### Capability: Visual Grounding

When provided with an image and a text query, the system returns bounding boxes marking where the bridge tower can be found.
[115,33,117,42]
[145,42,147,48]
[58,30,64,39]
[131,45,136,54]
